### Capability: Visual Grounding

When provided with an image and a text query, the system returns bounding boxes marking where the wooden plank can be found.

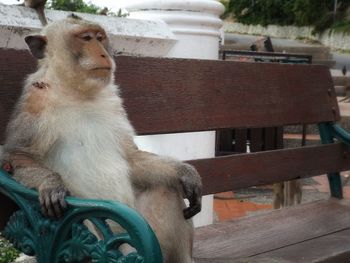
[188,143,350,195]
[0,49,37,143]
[116,56,340,135]
[0,51,339,138]
[246,229,350,263]
[194,199,350,260]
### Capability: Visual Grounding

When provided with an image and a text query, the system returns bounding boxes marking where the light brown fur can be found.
[2,16,202,262]
[23,82,50,115]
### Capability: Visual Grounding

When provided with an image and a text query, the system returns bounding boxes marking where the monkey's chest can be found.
[45,118,135,207]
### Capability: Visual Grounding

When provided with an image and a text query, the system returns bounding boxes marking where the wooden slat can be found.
[246,229,350,263]
[116,55,339,135]
[0,51,339,139]
[194,199,350,260]
[188,143,350,195]
[0,49,37,143]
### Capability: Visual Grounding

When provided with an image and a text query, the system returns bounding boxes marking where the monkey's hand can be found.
[38,177,69,218]
[178,163,202,219]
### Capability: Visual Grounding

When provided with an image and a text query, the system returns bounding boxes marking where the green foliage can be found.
[292,0,329,26]
[332,20,350,34]
[224,0,350,33]
[48,0,100,14]
[0,235,20,263]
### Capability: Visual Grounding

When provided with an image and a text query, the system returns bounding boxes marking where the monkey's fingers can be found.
[51,190,67,218]
[183,202,201,219]
[39,191,49,217]
[39,188,68,218]
[183,194,202,219]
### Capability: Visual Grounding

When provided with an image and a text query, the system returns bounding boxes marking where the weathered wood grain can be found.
[246,229,350,263]
[116,55,339,135]
[0,50,339,140]
[0,49,36,143]
[188,143,350,195]
[194,199,350,260]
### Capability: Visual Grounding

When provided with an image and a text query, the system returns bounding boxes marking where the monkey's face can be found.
[67,27,114,82]
[25,16,116,93]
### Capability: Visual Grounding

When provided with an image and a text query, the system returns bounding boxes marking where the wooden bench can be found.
[1,50,350,262]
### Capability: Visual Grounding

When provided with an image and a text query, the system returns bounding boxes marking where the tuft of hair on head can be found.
[68,13,83,20]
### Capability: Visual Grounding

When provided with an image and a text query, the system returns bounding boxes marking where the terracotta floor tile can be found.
[214,198,272,221]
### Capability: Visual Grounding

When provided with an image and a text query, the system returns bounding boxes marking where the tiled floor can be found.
[214,191,272,221]
[213,174,350,222]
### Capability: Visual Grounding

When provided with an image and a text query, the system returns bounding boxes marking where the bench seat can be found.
[194,198,350,262]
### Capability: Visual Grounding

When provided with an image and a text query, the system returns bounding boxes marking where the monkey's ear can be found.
[25,35,47,59]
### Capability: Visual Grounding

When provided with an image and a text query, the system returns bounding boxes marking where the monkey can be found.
[98,7,109,16]
[19,0,48,26]
[249,37,303,209]
[273,180,302,209]
[2,15,202,263]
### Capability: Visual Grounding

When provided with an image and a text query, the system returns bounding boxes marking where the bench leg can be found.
[318,123,343,199]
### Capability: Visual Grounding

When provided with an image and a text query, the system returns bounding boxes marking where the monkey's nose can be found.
[101,54,106,58]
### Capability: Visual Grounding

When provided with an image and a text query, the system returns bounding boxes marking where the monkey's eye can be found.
[96,32,105,42]
[80,32,93,41]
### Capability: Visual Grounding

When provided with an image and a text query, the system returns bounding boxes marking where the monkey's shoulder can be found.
[23,81,53,116]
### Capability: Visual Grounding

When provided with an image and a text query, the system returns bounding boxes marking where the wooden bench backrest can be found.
[0,50,348,196]
[116,56,339,134]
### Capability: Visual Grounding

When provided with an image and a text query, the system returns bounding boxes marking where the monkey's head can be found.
[25,15,115,94]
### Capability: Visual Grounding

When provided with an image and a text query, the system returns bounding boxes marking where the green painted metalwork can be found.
[331,124,350,145]
[0,168,163,263]
[318,123,343,199]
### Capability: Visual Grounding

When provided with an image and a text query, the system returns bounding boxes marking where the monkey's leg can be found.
[36,6,47,26]
[273,182,284,209]
[135,186,194,263]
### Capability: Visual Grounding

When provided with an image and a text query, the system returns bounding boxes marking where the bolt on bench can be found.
[1,51,350,262]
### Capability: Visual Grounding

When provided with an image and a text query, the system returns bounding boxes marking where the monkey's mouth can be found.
[91,67,111,71]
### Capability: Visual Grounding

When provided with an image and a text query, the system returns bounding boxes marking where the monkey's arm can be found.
[127,142,202,219]
[3,92,68,218]
[3,151,68,218]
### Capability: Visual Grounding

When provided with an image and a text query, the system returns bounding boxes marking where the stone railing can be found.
[224,21,350,51]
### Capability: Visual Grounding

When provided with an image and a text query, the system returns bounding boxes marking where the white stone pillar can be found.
[124,0,225,227]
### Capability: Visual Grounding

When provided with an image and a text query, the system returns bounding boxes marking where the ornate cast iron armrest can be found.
[0,168,163,263]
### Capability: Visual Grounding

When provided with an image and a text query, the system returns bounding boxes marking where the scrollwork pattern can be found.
[0,169,162,263]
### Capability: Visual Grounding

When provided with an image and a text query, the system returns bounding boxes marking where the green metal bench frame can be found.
[0,169,162,262]
[319,123,346,199]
